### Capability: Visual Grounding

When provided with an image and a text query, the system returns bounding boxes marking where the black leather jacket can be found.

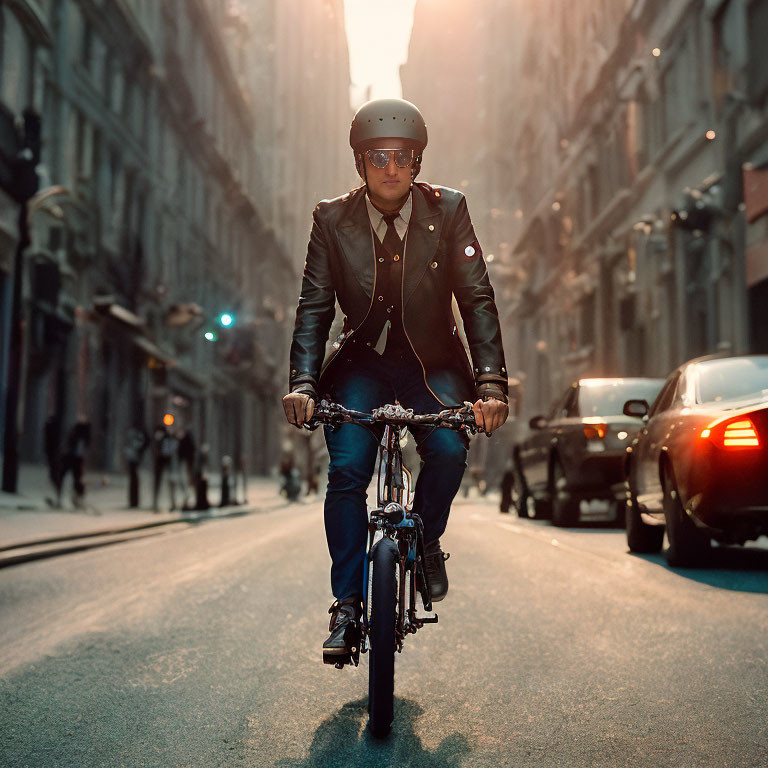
[289,182,507,407]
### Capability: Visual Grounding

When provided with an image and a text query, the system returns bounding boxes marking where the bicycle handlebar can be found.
[305,400,484,434]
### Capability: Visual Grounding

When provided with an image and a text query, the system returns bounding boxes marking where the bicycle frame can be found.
[307,400,479,671]
[360,421,437,665]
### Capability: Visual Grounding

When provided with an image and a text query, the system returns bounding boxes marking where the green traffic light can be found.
[218,313,234,327]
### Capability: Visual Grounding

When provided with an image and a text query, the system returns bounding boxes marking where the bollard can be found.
[220,455,232,507]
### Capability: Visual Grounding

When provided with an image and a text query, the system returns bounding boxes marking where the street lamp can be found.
[2,175,69,491]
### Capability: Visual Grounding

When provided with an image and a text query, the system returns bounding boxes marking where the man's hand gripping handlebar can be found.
[302,401,485,435]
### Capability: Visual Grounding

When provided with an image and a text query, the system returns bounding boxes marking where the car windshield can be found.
[695,357,768,404]
[577,380,664,417]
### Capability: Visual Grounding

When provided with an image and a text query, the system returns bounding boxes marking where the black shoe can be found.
[423,539,450,602]
[323,596,362,657]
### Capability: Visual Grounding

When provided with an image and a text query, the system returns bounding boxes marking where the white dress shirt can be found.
[365,191,412,242]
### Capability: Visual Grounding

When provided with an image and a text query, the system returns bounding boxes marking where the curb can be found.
[0,503,260,569]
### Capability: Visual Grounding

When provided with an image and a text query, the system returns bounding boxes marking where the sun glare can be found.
[344,0,418,109]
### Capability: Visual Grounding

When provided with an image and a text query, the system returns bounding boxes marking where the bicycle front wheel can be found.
[367,537,398,739]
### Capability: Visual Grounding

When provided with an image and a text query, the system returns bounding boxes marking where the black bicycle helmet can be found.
[349,98,428,152]
[350,98,428,180]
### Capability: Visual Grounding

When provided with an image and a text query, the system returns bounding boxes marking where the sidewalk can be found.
[0,462,286,553]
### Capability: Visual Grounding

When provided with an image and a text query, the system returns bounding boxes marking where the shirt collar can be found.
[365,191,412,242]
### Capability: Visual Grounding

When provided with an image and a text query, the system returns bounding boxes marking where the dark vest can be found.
[355,222,410,357]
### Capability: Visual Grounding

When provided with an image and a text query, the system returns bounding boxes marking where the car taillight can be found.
[723,419,760,447]
[701,417,761,449]
[583,424,606,439]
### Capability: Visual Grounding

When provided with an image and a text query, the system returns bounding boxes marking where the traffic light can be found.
[217,312,235,327]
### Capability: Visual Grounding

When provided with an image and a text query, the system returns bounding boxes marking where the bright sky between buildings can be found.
[343,0,417,110]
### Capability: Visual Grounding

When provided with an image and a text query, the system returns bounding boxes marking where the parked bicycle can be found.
[306,400,482,738]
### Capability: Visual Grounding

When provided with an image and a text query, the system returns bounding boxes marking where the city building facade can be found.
[0,0,351,489]
[404,0,768,432]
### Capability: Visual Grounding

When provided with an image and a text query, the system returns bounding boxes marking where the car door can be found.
[635,370,681,512]
[522,387,570,494]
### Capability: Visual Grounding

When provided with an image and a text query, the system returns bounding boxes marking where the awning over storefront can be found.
[92,299,176,366]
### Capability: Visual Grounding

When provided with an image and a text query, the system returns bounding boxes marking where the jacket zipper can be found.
[321,224,378,374]
[400,226,448,407]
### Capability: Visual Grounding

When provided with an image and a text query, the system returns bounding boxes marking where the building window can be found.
[747,0,768,104]
[82,19,93,71]
[111,66,124,114]
[1,9,32,112]
[712,3,734,114]
[587,163,600,222]
[75,111,94,184]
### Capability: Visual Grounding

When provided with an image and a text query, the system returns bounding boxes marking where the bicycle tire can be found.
[367,537,398,739]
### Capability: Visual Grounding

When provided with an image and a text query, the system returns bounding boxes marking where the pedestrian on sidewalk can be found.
[194,442,210,510]
[152,424,178,512]
[177,428,196,509]
[220,454,232,507]
[43,413,62,508]
[57,420,91,510]
[123,426,149,508]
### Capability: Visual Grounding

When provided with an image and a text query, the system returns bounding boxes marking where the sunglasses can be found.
[365,148,416,169]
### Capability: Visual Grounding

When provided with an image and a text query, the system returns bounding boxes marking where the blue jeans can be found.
[322,344,468,600]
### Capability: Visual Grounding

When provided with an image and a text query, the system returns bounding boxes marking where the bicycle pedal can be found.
[323,652,350,667]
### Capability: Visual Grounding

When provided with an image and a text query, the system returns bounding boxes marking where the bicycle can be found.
[306,400,482,738]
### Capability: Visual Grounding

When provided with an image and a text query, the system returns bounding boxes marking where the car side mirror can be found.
[623,399,649,419]
[528,414,547,430]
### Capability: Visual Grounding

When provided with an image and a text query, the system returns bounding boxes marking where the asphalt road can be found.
[1,495,767,767]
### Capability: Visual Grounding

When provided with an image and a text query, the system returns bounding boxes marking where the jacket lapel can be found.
[403,189,440,307]
[337,190,375,297]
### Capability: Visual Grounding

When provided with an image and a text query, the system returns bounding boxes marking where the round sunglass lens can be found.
[368,150,390,169]
[394,150,413,167]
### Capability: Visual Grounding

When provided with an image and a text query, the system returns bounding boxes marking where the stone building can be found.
[269,0,355,275]
[508,0,768,421]
[404,0,768,428]
[0,0,350,487]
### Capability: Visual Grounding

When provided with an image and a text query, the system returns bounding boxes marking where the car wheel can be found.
[662,463,710,567]
[501,461,531,517]
[512,461,531,518]
[625,487,663,553]
[551,459,579,527]
[532,494,552,519]
[499,468,514,514]
[612,499,627,529]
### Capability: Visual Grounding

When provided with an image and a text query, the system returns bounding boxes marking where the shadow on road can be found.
[521,517,623,532]
[630,547,768,594]
[275,697,471,768]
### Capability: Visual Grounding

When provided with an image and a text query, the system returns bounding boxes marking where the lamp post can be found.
[1,110,48,491]
[2,184,71,491]
[0,114,67,489]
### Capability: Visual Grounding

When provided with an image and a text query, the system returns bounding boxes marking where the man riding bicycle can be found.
[283,98,508,660]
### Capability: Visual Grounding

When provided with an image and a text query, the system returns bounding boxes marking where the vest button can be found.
[431,261,438,269]
[379,257,384,262]
[428,224,435,231]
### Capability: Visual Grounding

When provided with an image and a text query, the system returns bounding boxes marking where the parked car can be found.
[507,377,664,526]
[623,354,768,566]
